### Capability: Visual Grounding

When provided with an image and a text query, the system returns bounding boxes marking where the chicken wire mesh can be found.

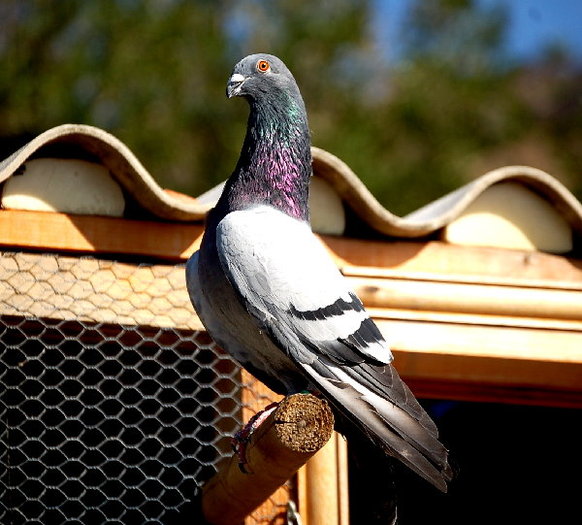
[0,250,286,524]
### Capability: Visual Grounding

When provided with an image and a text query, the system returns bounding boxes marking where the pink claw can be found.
[231,402,279,473]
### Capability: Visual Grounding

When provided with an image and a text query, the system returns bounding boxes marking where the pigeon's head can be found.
[226,53,301,104]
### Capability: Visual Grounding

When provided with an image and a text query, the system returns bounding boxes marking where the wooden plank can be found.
[325,237,582,288]
[371,307,582,332]
[374,318,582,406]
[350,276,582,322]
[297,433,349,525]
[0,209,203,260]
[1,210,581,288]
[300,436,339,525]
[337,436,349,525]
[344,264,582,291]
[376,318,582,367]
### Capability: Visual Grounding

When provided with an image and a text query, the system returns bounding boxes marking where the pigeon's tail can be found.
[303,358,453,492]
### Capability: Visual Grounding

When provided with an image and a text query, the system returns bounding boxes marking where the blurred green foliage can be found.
[1,0,581,215]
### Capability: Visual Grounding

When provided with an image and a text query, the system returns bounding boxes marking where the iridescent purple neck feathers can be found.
[217,77,312,222]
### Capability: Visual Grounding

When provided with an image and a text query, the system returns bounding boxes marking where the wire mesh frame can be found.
[0,250,285,524]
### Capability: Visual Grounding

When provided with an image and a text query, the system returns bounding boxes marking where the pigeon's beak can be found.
[226,73,246,98]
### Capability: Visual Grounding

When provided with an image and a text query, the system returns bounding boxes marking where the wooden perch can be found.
[201,393,334,525]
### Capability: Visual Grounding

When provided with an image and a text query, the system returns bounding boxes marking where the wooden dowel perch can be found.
[201,393,334,525]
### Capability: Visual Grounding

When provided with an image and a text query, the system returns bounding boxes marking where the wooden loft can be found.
[1,207,580,408]
[2,125,581,524]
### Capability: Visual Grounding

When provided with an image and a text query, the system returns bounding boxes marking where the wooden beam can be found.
[0,209,203,260]
[351,276,582,323]
[325,236,582,287]
[381,319,582,407]
[297,433,349,525]
[1,210,582,288]
[378,318,582,370]
[201,394,334,525]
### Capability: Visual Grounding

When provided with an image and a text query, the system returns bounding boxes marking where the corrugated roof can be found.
[1,123,581,243]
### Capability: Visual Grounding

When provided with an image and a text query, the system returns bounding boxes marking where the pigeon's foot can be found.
[232,401,279,473]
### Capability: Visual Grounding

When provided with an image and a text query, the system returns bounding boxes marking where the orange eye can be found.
[256,59,270,73]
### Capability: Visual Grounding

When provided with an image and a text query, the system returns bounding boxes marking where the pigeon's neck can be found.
[222,95,312,221]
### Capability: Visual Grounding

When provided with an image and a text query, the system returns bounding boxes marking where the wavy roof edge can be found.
[0,123,207,221]
[1,123,581,239]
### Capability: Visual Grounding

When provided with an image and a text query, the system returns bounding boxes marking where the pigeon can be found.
[186,53,452,492]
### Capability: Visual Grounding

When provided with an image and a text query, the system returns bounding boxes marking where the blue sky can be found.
[375,0,582,64]
[490,0,582,61]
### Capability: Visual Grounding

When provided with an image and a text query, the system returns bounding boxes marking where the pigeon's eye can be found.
[256,60,270,73]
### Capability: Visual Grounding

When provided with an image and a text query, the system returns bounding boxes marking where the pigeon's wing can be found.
[217,205,392,367]
[216,205,451,491]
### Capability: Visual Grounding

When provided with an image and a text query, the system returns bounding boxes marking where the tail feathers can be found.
[370,393,451,474]
[304,360,453,492]
[364,400,453,492]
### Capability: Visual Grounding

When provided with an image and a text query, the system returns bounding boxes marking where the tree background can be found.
[1,0,581,216]
[2,3,581,524]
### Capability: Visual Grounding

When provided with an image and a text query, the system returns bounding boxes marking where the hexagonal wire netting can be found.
[0,251,282,524]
